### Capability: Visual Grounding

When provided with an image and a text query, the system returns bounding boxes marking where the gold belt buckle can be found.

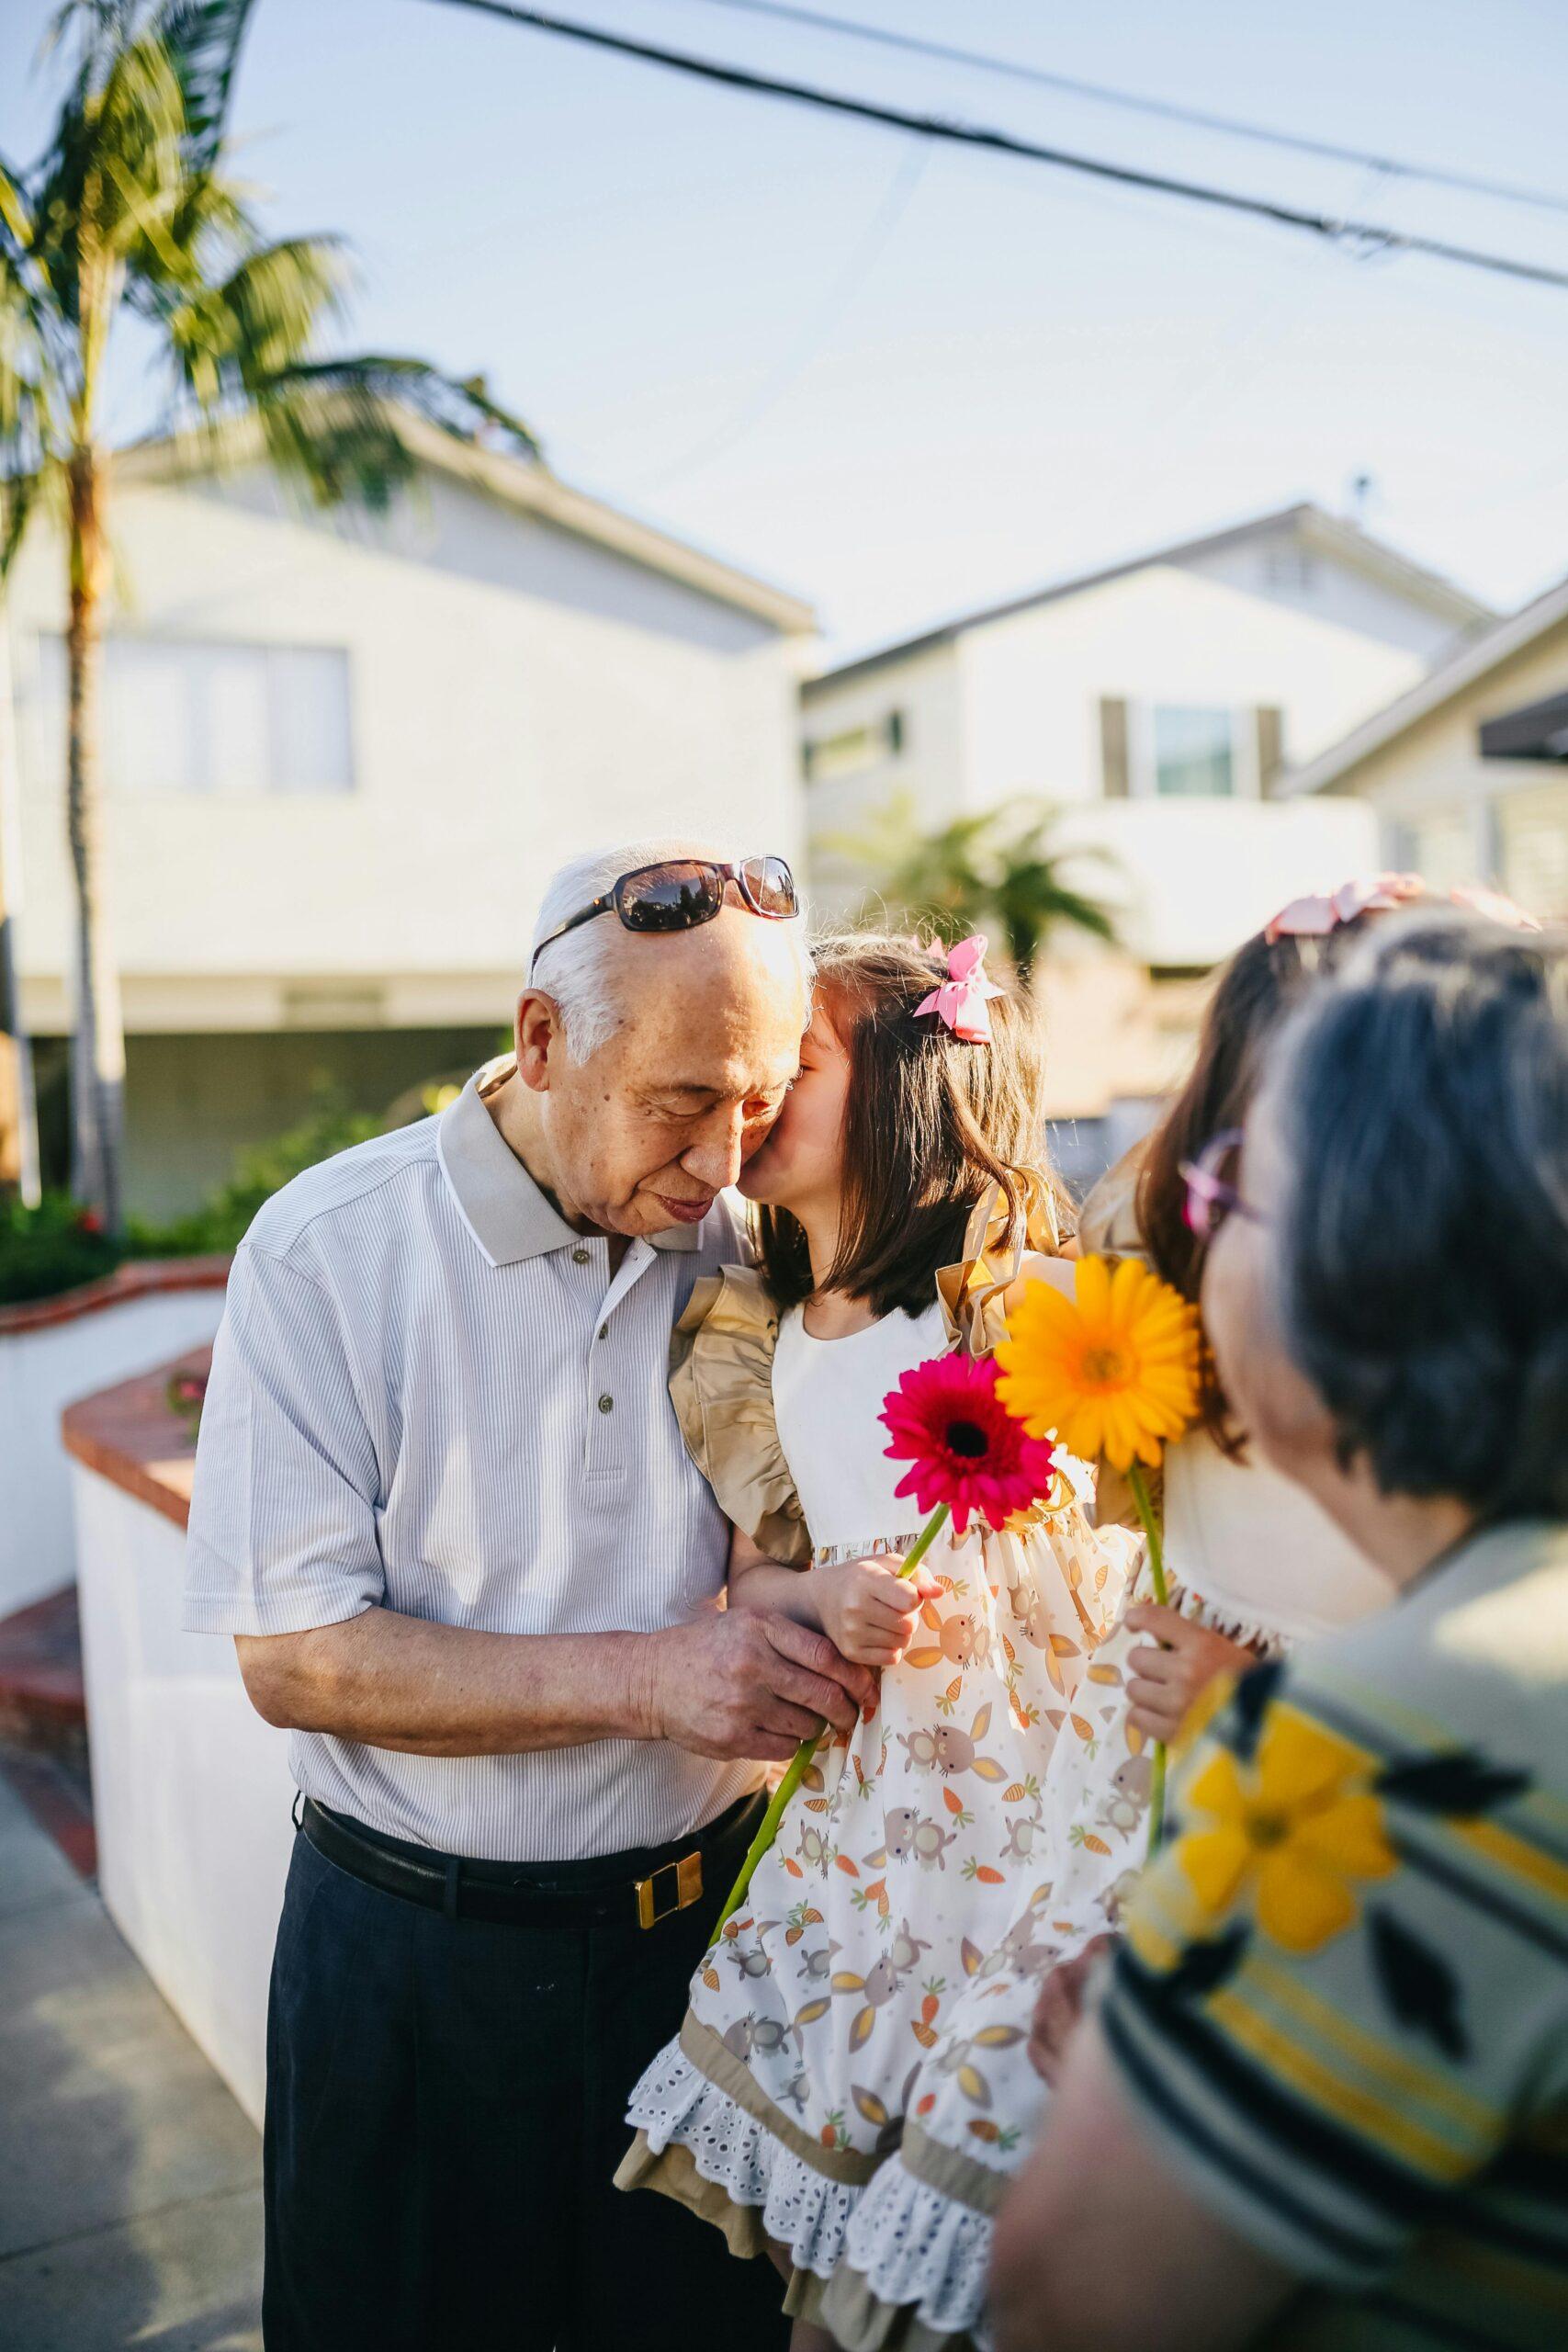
[636,1850,703,1930]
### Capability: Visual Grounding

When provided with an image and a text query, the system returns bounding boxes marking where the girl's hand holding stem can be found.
[807,1555,945,1668]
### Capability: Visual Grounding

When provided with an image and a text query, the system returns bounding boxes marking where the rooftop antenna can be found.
[1348,470,1375,526]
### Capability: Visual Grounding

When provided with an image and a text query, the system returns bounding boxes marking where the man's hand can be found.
[1029,1934,1116,2085]
[640,1610,876,1763]
[807,1555,943,1668]
[1124,1605,1257,1744]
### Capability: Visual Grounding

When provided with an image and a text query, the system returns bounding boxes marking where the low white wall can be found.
[73,1464,294,2128]
[0,1280,226,1621]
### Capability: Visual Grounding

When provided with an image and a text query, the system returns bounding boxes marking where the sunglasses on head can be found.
[529,855,799,976]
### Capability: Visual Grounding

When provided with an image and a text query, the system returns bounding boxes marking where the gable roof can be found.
[1283,568,1568,797]
[805,503,1491,693]
[120,408,817,637]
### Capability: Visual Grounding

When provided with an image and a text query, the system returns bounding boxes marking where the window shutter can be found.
[1255,705,1285,797]
[1100,696,1130,798]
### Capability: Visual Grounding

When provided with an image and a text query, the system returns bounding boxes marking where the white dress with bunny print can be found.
[616,1275,1138,2328]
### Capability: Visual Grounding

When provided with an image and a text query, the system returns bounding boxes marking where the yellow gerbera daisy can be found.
[1177,1706,1396,1953]
[995,1255,1201,1473]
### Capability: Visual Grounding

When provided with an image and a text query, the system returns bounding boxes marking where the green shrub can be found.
[0,1193,122,1307]
[128,1088,389,1256]
[2,1087,393,1304]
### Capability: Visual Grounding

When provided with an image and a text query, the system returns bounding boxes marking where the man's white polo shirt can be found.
[185,1073,762,1860]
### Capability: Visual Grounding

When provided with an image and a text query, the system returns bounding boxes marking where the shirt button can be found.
[571,1246,592,1266]
[597,1393,615,1415]
[598,1324,609,1341]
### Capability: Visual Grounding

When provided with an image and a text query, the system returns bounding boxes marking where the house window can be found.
[1150,705,1236,797]
[32,635,355,796]
[803,709,905,783]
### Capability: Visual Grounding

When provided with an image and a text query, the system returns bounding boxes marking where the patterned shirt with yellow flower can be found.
[1102,1516,1568,2350]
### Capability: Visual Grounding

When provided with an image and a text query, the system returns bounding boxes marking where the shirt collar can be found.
[436,1072,703,1265]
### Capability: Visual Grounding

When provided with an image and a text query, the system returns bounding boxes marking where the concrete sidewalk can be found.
[0,1763,264,2349]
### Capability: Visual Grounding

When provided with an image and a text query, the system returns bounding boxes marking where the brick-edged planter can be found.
[62,1350,292,2130]
[0,1258,230,1620]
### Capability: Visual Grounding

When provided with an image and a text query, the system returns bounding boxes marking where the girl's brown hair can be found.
[1136,911,1391,1440]
[757,932,1071,1318]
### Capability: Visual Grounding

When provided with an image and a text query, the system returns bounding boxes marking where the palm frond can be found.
[151,0,258,173]
[260,356,541,463]
[164,233,352,404]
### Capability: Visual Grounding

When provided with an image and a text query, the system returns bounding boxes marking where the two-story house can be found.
[3,415,814,1216]
[801,504,1490,1163]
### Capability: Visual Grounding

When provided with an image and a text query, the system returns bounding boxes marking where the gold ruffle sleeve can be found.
[670,1265,811,1566]
[935,1166,1066,1357]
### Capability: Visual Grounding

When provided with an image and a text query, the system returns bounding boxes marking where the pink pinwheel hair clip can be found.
[1265,873,1541,948]
[1265,873,1425,945]
[915,933,1006,1045]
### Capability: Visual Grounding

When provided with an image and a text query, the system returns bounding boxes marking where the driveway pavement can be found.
[0,1762,264,2349]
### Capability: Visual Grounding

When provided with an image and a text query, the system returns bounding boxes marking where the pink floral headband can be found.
[916,933,1004,1044]
[1266,872,1540,945]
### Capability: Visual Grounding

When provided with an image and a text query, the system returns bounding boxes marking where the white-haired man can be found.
[186,842,866,2351]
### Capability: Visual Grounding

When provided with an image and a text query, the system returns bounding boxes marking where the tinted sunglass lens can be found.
[618,861,724,932]
[741,855,797,917]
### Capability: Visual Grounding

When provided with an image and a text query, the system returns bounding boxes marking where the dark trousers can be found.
[263,1816,792,2351]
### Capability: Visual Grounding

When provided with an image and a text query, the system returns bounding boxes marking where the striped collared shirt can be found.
[185,1073,761,1861]
[1103,1518,1568,2348]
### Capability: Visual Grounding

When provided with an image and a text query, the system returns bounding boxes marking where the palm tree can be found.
[824,792,1120,978]
[0,1,538,1227]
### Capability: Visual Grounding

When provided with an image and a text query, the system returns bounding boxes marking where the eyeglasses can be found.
[529,855,799,975]
[1179,1128,1266,1242]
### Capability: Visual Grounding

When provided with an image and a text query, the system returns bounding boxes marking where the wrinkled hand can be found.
[1124,1605,1258,1745]
[808,1555,944,1668]
[1029,1934,1116,2085]
[641,1609,876,1764]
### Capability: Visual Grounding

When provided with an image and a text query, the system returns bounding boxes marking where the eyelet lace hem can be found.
[827,2151,997,2350]
[625,2041,863,2281]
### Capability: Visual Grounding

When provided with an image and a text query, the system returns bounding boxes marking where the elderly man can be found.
[991,910,1568,2349]
[186,841,873,2352]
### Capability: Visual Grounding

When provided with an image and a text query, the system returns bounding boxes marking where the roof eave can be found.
[1281,571,1568,797]
[117,413,817,636]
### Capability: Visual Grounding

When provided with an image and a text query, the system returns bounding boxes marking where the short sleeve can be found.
[1100,1659,1568,2290]
[670,1266,808,1566]
[184,1244,386,1636]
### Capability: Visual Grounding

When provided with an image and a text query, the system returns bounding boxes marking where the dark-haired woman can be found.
[615,933,1139,2346]
[991,906,1568,2350]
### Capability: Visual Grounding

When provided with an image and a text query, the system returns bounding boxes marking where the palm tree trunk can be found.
[0,612,40,1199]
[65,447,125,1231]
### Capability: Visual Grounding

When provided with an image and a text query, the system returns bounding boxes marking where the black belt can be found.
[296,1789,762,1931]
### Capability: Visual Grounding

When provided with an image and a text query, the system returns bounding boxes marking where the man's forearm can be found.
[236,1605,667,1757]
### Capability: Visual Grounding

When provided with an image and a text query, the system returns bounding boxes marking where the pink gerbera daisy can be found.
[880,1352,1057,1538]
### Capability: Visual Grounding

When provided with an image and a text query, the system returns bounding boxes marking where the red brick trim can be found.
[0,1256,231,1339]
[60,1349,208,1534]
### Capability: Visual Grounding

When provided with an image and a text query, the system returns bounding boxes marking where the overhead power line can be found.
[432,1,1568,293]
[685,0,1568,220]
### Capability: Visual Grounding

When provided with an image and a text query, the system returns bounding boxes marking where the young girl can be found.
[616,933,1140,2344]
[819,884,1422,2352]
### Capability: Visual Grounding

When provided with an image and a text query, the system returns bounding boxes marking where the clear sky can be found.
[5,0,1568,655]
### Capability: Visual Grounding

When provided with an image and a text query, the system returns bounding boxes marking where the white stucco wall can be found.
[6,465,808,1035]
[0,1280,227,1619]
[804,563,1401,964]
[73,1464,293,2129]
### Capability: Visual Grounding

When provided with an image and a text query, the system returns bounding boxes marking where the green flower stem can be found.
[1126,1462,1168,1861]
[705,1501,952,1950]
